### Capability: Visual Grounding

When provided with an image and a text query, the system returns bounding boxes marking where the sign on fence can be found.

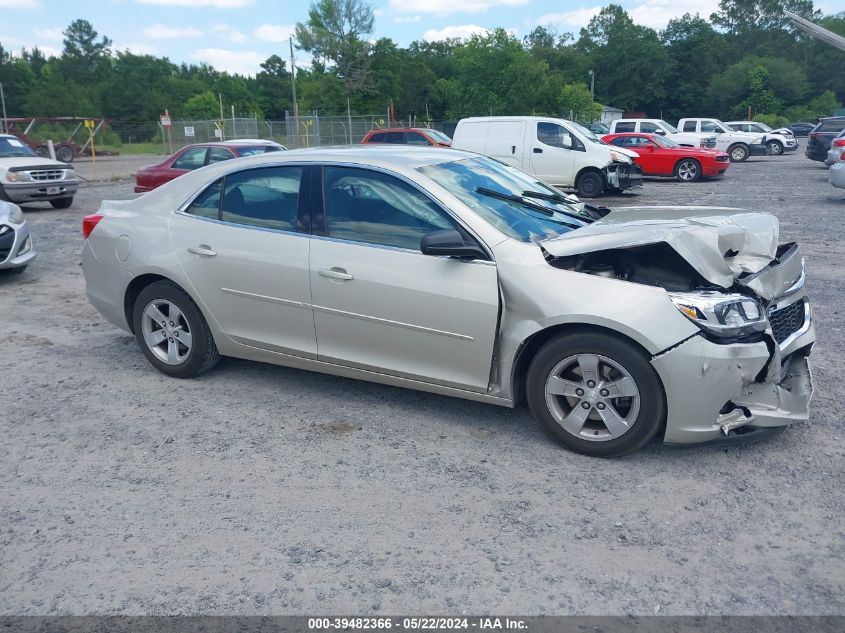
[184,126,195,137]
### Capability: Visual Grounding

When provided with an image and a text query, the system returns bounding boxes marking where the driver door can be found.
[308,166,500,391]
[529,121,578,187]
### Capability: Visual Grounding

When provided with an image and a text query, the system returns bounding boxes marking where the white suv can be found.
[677,118,768,162]
[609,119,717,149]
[725,121,798,156]
[0,134,79,208]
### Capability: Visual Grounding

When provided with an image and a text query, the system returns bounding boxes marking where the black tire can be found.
[0,185,10,201]
[526,331,666,457]
[0,266,26,276]
[575,170,604,198]
[131,280,220,378]
[674,158,702,182]
[767,140,783,156]
[728,143,749,162]
[56,146,75,163]
[50,197,73,209]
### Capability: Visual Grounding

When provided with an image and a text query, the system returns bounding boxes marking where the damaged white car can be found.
[81,147,814,457]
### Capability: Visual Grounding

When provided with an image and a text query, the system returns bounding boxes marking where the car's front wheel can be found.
[767,140,783,156]
[526,331,665,457]
[132,280,220,378]
[728,143,750,162]
[674,158,701,182]
[50,197,73,209]
[575,170,604,198]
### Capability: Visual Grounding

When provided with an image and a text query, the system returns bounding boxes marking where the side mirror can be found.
[653,129,666,135]
[420,229,487,260]
[560,135,572,149]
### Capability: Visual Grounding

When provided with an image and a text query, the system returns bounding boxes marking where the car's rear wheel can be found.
[526,331,665,457]
[728,143,750,162]
[575,170,604,198]
[674,158,701,182]
[50,197,73,209]
[767,140,783,156]
[56,146,75,163]
[132,280,220,378]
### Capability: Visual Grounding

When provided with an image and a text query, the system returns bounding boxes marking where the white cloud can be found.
[135,0,253,7]
[391,0,527,16]
[422,24,490,40]
[628,0,720,29]
[210,24,247,42]
[190,48,265,75]
[254,23,295,43]
[394,15,422,23]
[0,0,40,7]
[33,27,63,40]
[143,24,203,39]
[538,7,601,28]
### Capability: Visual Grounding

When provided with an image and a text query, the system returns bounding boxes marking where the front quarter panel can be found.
[492,239,699,400]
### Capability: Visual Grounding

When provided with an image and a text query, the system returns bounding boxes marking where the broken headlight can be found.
[669,291,767,339]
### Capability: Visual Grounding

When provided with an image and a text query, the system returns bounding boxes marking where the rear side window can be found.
[207,147,235,164]
[186,178,222,219]
[818,119,845,133]
[323,166,456,250]
[614,122,635,133]
[367,132,387,143]
[220,166,303,231]
[683,121,697,132]
[172,147,207,170]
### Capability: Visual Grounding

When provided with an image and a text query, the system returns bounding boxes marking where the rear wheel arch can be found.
[124,273,184,334]
[510,322,661,406]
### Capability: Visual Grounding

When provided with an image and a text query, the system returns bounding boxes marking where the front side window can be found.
[384,132,404,143]
[537,122,582,150]
[640,122,658,134]
[405,132,430,146]
[323,166,456,250]
[220,166,303,231]
[701,121,718,133]
[172,147,208,170]
[367,132,386,143]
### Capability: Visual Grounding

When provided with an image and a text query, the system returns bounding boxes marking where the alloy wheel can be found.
[544,353,640,441]
[141,299,193,365]
[677,160,698,181]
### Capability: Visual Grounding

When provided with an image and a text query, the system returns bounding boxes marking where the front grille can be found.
[0,225,14,262]
[769,300,806,344]
[28,169,65,181]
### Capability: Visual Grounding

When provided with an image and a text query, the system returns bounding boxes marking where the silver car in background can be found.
[0,200,36,274]
[81,147,815,457]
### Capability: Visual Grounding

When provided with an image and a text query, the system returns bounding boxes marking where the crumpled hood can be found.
[541,206,801,300]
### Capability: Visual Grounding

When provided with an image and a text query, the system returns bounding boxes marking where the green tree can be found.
[706,56,808,116]
[183,91,220,120]
[295,0,374,97]
[738,65,781,116]
[59,19,112,86]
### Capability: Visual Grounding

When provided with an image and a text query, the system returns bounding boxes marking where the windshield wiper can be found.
[520,190,597,223]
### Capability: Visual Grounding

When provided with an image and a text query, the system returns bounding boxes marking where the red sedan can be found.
[134,140,285,192]
[602,133,730,182]
[361,127,452,147]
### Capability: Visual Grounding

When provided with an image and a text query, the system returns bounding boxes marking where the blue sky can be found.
[0,0,837,75]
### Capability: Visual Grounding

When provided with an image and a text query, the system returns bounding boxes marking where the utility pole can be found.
[588,70,595,99]
[0,82,7,134]
[218,93,225,141]
[290,37,300,148]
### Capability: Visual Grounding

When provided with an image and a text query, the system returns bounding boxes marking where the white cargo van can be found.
[452,116,642,197]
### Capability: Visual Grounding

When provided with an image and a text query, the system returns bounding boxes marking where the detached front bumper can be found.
[652,295,815,444]
[605,162,643,191]
[749,142,770,157]
[1,180,78,203]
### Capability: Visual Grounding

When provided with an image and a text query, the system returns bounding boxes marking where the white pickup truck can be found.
[0,134,78,208]
[677,118,769,162]
[608,119,717,149]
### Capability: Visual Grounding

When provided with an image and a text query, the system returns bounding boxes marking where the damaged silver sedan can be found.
[81,147,814,457]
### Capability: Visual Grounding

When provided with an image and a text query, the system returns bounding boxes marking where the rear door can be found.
[170,165,317,357]
[483,120,526,168]
[308,165,500,391]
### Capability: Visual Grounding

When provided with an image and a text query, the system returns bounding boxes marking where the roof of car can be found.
[366,127,434,134]
[270,145,472,168]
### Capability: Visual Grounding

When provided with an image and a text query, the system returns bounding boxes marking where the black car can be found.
[788,122,815,137]
[806,117,845,162]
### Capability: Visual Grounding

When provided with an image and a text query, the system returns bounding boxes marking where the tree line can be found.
[0,0,843,139]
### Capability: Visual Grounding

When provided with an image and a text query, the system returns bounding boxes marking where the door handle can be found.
[187,245,217,257]
[511,145,516,154]
[319,267,354,281]
[533,147,543,153]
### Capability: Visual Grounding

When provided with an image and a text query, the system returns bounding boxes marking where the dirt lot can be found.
[1,149,843,615]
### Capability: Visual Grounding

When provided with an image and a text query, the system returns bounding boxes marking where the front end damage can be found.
[541,206,815,444]
[604,161,643,191]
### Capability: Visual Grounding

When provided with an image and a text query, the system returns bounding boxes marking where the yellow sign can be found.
[84,119,95,130]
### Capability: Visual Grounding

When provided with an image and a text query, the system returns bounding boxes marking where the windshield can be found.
[0,137,37,158]
[425,129,452,143]
[418,157,591,243]
[651,134,680,148]
[755,123,773,132]
[569,121,604,145]
[657,120,680,134]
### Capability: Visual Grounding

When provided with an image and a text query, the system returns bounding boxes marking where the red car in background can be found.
[134,139,286,193]
[361,127,452,147]
[602,133,730,182]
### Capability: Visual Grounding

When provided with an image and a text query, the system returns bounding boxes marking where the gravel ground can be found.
[1,149,843,616]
